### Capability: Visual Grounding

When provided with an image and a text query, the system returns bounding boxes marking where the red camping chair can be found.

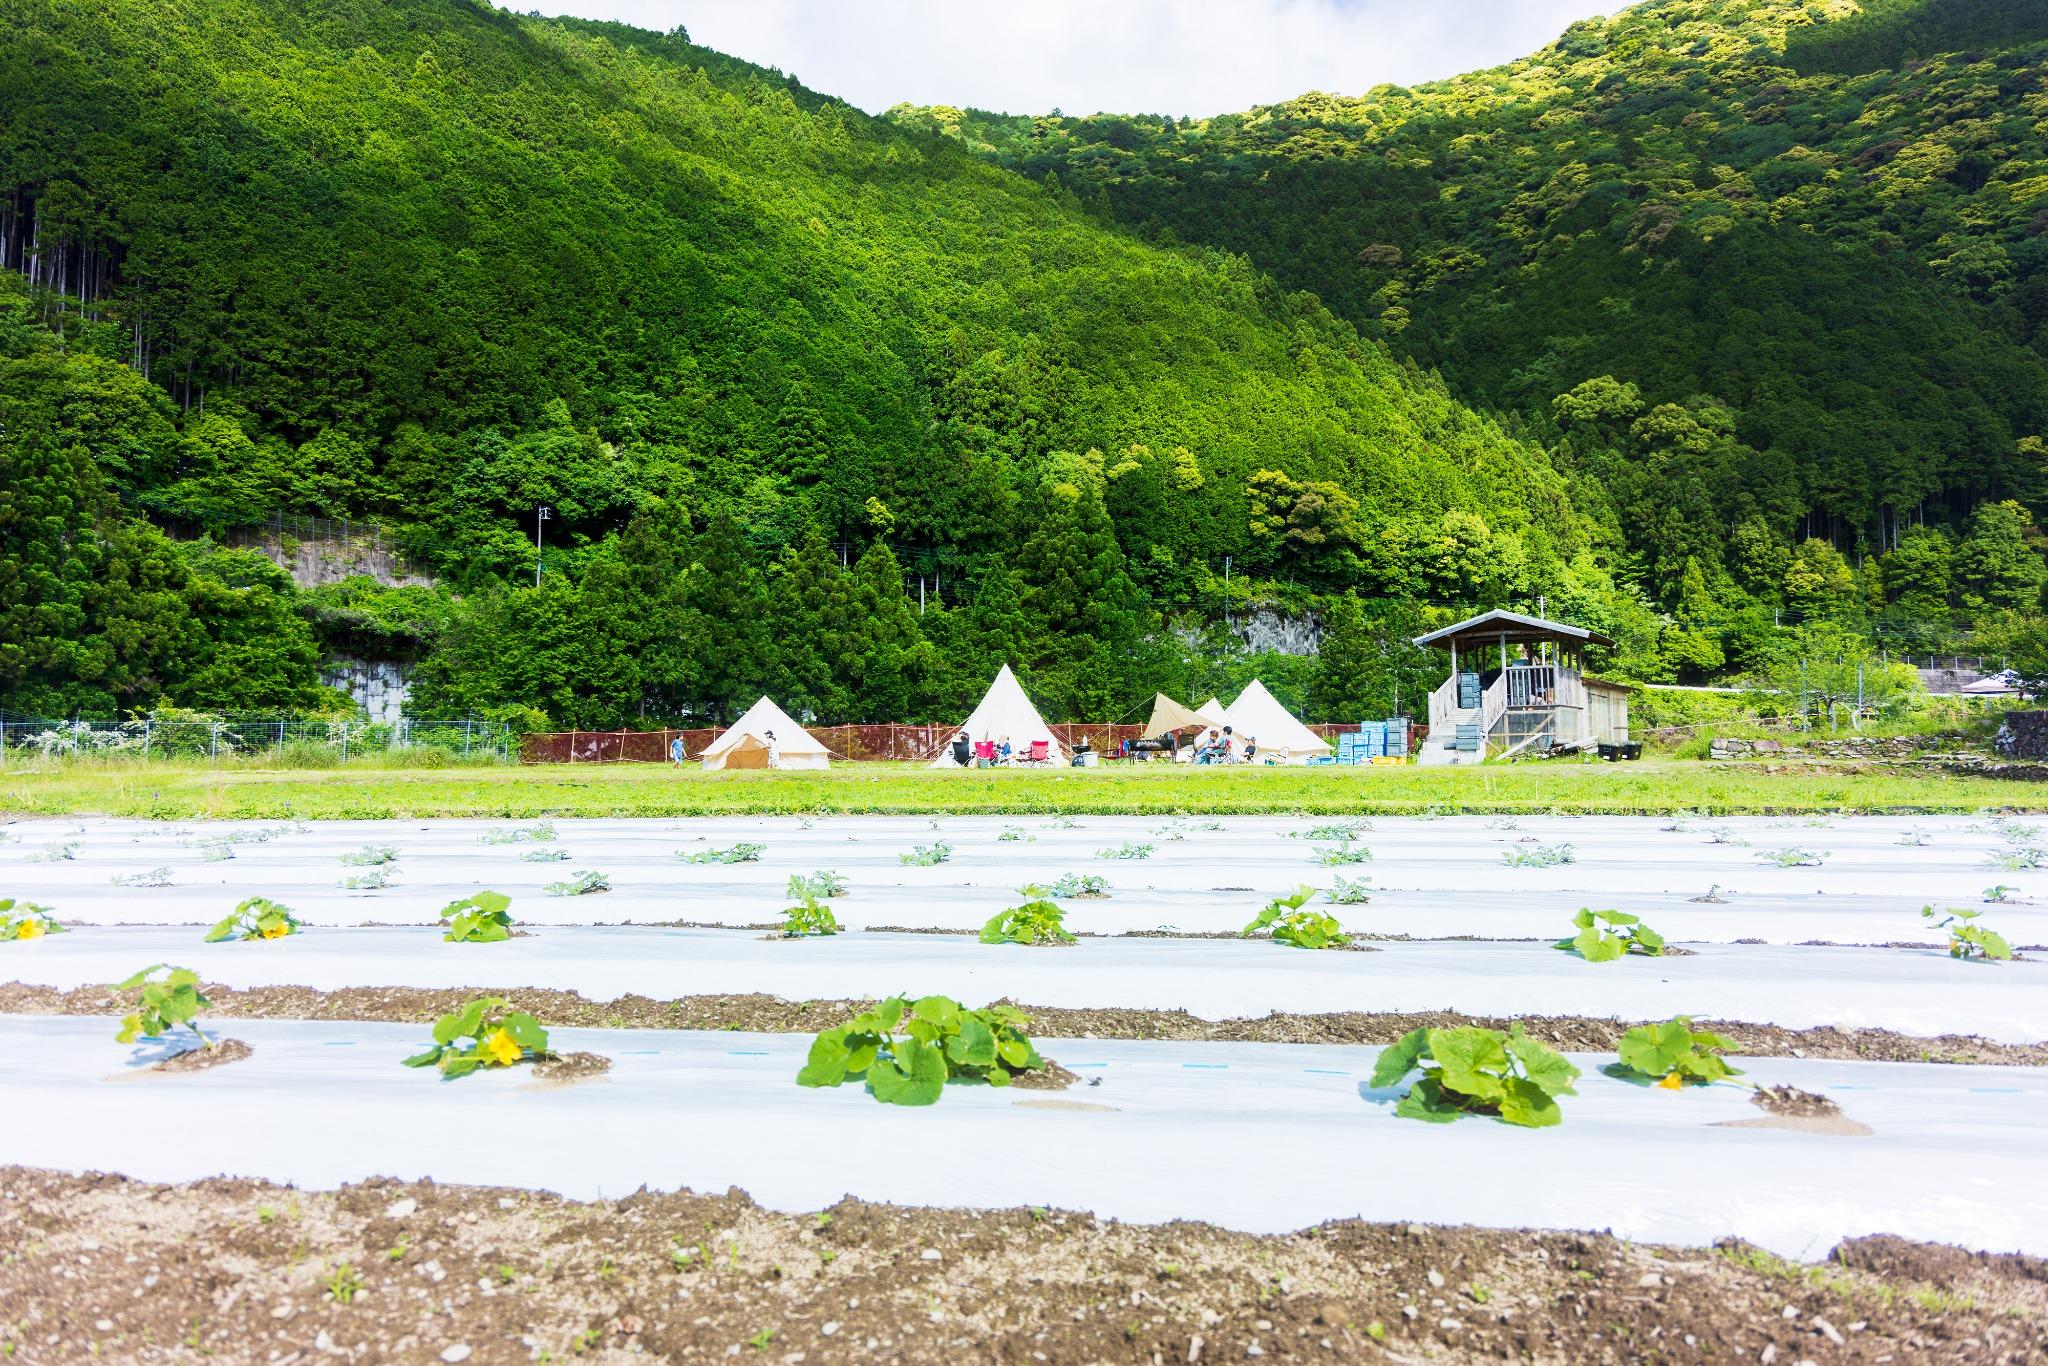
[1023,739,1051,766]
[974,741,997,766]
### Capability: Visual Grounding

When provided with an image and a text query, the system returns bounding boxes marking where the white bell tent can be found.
[930,665,1064,767]
[699,696,831,770]
[1221,680,1331,764]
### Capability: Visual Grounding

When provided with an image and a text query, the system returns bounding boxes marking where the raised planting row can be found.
[5,1012,2046,1257]
[7,926,2044,1041]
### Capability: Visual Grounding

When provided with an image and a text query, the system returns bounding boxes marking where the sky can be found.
[528,0,1621,118]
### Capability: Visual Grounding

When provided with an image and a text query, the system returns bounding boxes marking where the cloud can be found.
[526,0,1618,117]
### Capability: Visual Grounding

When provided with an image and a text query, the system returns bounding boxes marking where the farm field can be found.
[6,754,2047,819]
[5,809,2046,1361]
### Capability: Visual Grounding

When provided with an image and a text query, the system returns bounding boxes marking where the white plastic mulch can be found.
[8,926,2045,1042]
[5,1016,2044,1260]
[5,813,2046,945]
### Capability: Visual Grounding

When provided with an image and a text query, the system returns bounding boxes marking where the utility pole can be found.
[534,506,552,587]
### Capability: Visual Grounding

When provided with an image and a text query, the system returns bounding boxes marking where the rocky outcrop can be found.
[1994,711,2048,760]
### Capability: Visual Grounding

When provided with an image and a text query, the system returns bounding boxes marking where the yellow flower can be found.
[481,1028,524,1067]
[17,919,46,940]
[1657,1071,1684,1090]
[260,919,291,939]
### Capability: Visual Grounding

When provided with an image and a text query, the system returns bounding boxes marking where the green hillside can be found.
[0,0,1594,725]
[900,0,2048,649]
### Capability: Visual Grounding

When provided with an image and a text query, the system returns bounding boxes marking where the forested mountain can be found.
[896,0,2048,652]
[0,0,1591,726]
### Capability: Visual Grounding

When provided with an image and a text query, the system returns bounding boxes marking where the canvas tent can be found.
[931,665,1064,767]
[1195,697,1230,729]
[699,696,831,770]
[1221,680,1332,764]
[1139,693,1209,741]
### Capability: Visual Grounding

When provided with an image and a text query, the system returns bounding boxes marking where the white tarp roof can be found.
[931,664,1063,766]
[698,696,830,767]
[1222,679,1331,762]
[1195,697,1230,728]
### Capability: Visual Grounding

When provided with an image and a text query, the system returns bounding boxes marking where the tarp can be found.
[929,665,1063,767]
[698,696,830,770]
[1221,679,1332,763]
[1196,698,1229,728]
[1139,693,1208,741]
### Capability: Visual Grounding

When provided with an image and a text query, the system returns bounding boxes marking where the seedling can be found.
[1095,841,1155,860]
[1326,875,1372,904]
[520,848,571,862]
[1608,1017,1743,1089]
[796,994,1046,1104]
[324,1263,363,1305]
[899,841,953,866]
[1501,843,1574,868]
[997,826,1035,843]
[111,866,174,888]
[1045,816,1080,830]
[1298,820,1371,841]
[1896,828,1931,847]
[0,900,64,941]
[1241,886,1347,949]
[440,890,515,943]
[1921,906,2013,962]
[341,869,396,890]
[1755,848,1827,867]
[1983,846,2048,871]
[1984,885,2024,904]
[982,892,1076,946]
[482,821,556,845]
[680,843,766,864]
[339,845,399,867]
[1486,816,1522,831]
[205,896,302,942]
[1703,827,1750,846]
[544,870,610,896]
[199,841,236,862]
[26,841,80,863]
[1312,841,1372,866]
[780,894,841,938]
[114,964,212,1049]
[402,996,550,1077]
[787,871,848,899]
[1045,872,1111,899]
[1554,908,1664,962]
[1371,1023,1580,1127]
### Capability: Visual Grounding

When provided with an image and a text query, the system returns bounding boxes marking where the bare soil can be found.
[1753,1085,1842,1119]
[3,982,2041,1066]
[130,1037,253,1075]
[532,1050,611,1083]
[2,1167,2042,1364]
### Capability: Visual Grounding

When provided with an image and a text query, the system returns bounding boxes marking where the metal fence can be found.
[0,716,513,763]
[523,722,1366,764]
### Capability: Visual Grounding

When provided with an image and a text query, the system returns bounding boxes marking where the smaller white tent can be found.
[931,665,1064,767]
[700,696,831,770]
[1221,679,1332,765]
[1195,697,1230,729]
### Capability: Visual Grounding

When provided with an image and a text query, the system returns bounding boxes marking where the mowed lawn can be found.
[3,757,2044,819]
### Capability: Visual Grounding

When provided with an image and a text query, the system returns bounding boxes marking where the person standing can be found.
[669,734,685,767]
[765,730,781,769]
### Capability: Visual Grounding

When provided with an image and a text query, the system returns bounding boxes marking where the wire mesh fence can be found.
[521,722,1366,764]
[0,716,514,763]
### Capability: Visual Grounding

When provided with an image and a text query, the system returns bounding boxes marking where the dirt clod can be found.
[149,1037,252,1074]
[1753,1085,1841,1118]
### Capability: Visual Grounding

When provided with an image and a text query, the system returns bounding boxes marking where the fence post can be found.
[463,717,472,759]
[210,722,219,761]
[73,719,82,757]
[340,722,350,765]
[142,718,151,758]
[276,719,286,757]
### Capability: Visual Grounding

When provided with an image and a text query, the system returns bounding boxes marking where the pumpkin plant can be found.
[114,965,212,1049]
[440,890,514,942]
[403,997,550,1078]
[1046,872,1110,898]
[781,893,841,938]
[1501,843,1574,868]
[1371,1023,1580,1128]
[1326,875,1372,904]
[1554,908,1665,961]
[981,891,1075,946]
[206,896,302,942]
[899,841,952,866]
[482,821,556,845]
[0,899,64,941]
[340,845,399,866]
[787,871,848,899]
[1608,1017,1743,1089]
[681,843,765,864]
[1921,906,2013,961]
[796,995,1046,1105]
[1241,886,1347,949]
[1095,841,1155,861]
[544,870,610,896]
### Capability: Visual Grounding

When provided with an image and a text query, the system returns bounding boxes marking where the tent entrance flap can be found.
[1140,693,1208,740]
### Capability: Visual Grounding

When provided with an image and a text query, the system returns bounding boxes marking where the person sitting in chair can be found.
[950,731,971,768]
[1243,735,1258,763]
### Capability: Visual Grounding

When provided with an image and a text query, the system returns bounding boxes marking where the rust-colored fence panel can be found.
[522,721,1371,764]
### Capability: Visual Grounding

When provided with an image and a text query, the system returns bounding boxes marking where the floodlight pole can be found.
[535,506,553,587]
